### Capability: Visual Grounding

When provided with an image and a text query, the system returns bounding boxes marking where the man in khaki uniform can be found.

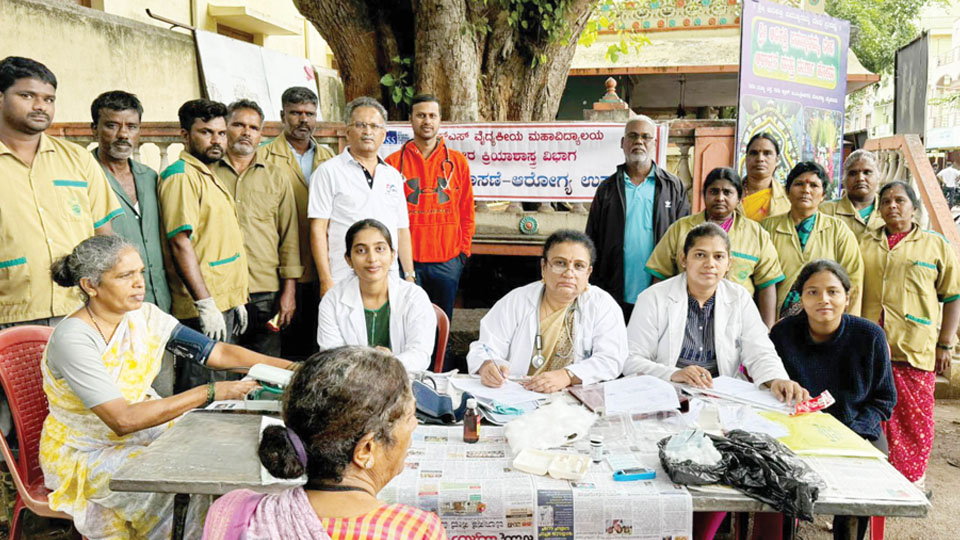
[819,149,884,239]
[0,57,121,329]
[158,99,249,392]
[258,86,335,359]
[0,56,122,437]
[213,99,301,357]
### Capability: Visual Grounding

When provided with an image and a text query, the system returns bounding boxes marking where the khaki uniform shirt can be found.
[0,134,122,324]
[761,212,864,315]
[819,195,885,240]
[93,149,172,313]
[645,211,784,295]
[258,132,336,283]
[211,156,302,294]
[158,151,249,319]
[860,227,960,371]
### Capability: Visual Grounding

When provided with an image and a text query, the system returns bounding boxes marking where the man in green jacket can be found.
[91,90,172,313]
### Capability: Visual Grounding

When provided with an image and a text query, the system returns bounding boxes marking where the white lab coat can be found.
[623,274,788,386]
[317,275,436,371]
[466,282,627,384]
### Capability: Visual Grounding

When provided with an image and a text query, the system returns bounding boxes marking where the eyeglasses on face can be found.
[545,258,590,274]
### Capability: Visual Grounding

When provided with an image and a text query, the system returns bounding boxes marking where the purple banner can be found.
[736,0,850,197]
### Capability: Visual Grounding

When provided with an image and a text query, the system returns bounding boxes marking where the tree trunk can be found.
[295,0,597,122]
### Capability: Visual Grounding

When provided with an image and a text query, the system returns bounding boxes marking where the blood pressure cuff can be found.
[165,324,216,366]
[413,379,472,425]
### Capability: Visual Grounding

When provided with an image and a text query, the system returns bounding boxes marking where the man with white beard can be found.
[91,90,172,313]
[211,99,301,357]
[585,115,690,322]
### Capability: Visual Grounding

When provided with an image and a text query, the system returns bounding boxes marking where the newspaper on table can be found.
[380,421,692,540]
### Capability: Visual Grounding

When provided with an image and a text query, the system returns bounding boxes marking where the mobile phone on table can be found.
[613,467,656,481]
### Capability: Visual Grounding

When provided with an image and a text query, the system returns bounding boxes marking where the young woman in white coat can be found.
[467,230,627,393]
[317,219,436,371]
[624,222,809,402]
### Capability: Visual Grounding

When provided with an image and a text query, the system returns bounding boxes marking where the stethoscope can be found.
[531,286,577,369]
[397,137,455,180]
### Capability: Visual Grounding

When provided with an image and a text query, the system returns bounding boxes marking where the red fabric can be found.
[693,511,727,540]
[887,362,936,482]
[719,215,734,233]
[386,139,475,262]
[886,230,909,249]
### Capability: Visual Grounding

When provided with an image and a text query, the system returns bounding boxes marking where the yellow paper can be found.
[758,411,885,459]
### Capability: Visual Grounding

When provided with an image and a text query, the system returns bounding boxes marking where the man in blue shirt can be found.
[586,116,690,322]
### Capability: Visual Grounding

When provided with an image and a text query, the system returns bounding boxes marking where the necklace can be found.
[85,304,109,343]
[305,480,376,497]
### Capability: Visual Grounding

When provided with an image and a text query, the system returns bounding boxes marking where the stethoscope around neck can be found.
[530,285,577,370]
[397,137,455,180]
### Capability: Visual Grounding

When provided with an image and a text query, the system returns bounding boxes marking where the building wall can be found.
[0,0,201,123]
[0,0,342,124]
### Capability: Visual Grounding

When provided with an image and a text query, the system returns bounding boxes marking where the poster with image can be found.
[735,0,849,198]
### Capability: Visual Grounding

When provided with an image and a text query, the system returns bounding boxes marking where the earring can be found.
[364,461,373,469]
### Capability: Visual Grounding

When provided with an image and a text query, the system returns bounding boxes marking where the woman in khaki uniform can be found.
[761,162,864,318]
[739,132,791,221]
[860,181,960,492]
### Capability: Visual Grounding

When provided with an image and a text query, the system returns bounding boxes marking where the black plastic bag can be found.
[658,429,823,521]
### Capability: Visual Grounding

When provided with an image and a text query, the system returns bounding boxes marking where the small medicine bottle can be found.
[589,435,604,463]
[463,398,480,443]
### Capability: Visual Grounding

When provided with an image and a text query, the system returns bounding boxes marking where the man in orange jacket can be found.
[386,94,475,370]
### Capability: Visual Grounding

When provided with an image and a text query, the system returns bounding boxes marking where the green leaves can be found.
[826,0,936,73]
[379,56,415,106]
[579,0,651,64]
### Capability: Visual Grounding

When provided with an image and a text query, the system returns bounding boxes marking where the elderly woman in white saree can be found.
[39,235,291,540]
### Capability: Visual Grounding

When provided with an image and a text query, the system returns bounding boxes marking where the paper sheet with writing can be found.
[685,376,794,414]
[380,423,692,540]
[450,377,546,406]
[602,375,680,416]
[805,456,928,503]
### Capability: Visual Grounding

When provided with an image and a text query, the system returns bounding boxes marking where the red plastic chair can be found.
[432,304,450,373]
[0,325,77,540]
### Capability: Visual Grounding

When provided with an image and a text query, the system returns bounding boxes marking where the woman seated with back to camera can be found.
[203,346,446,540]
[769,259,895,540]
[623,223,808,402]
[41,235,292,540]
[467,230,627,393]
[317,219,436,371]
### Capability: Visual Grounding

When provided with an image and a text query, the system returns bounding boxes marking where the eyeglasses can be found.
[546,258,590,274]
[350,121,385,131]
[625,133,656,143]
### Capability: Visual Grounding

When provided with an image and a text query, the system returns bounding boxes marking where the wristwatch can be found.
[936,341,954,351]
[563,367,577,383]
[404,271,416,280]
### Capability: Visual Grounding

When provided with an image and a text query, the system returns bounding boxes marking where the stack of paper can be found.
[602,375,681,416]
[682,376,794,414]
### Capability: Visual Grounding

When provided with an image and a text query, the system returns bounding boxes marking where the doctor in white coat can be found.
[468,230,627,393]
[624,222,808,403]
[317,219,436,371]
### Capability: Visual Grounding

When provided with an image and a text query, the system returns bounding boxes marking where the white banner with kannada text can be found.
[380,123,668,202]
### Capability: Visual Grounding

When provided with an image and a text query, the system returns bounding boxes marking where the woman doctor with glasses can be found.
[467,230,627,393]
